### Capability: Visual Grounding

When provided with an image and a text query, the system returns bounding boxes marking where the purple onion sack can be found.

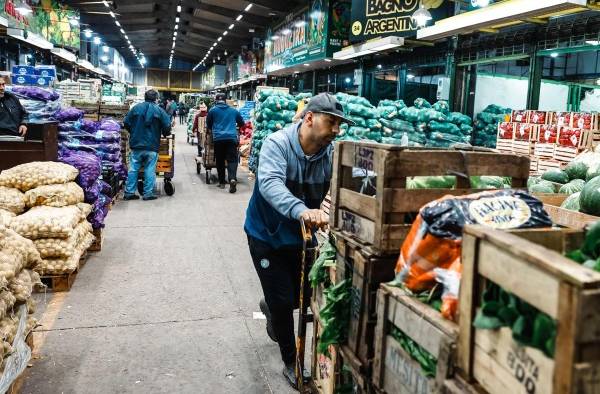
[9,86,60,102]
[81,119,99,133]
[58,149,102,189]
[54,107,85,122]
[98,118,122,131]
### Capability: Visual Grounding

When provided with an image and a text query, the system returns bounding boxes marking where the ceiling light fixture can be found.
[412,4,432,27]
[176,17,180,23]
[177,5,181,12]
[109,11,115,18]
[115,20,121,27]
[217,37,222,41]
[282,28,291,35]
[93,37,102,45]
[245,3,253,11]
[103,46,109,53]
[84,29,93,38]
[120,28,125,34]
[550,52,559,58]
[223,31,228,36]
[175,24,179,30]
[236,15,243,21]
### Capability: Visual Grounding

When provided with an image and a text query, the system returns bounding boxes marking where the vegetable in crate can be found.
[317,279,351,356]
[392,190,552,321]
[559,179,585,195]
[579,176,600,216]
[566,221,600,269]
[561,192,581,211]
[541,169,569,184]
[308,236,337,288]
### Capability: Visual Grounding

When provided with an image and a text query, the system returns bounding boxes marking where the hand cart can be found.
[195,128,217,184]
[137,135,175,196]
[296,219,316,392]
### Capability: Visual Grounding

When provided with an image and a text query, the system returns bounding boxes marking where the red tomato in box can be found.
[558,127,581,147]
[498,122,514,139]
[554,112,572,127]
[515,123,532,141]
[512,110,527,123]
[528,111,546,125]
[539,125,557,143]
[573,113,593,130]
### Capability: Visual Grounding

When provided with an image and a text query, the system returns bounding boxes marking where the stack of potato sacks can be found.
[0,162,94,277]
[0,188,44,369]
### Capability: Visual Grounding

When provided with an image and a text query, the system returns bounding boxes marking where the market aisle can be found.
[23,123,297,394]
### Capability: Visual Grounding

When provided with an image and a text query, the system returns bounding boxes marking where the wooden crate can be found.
[553,129,593,162]
[537,159,563,174]
[442,375,484,394]
[514,123,540,142]
[311,303,344,394]
[572,112,599,130]
[458,225,600,394]
[511,110,528,123]
[89,228,103,252]
[529,156,538,175]
[495,139,513,154]
[527,111,548,125]
[552,112,573,127]
[534,143,555,158]
[512,140,534,156]
[372,284,458,394]
[333,231,397,368]
[329,141,530,254]
[37,251,88,292]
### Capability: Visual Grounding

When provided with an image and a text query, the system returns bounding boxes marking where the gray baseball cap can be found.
[303,93,355,125]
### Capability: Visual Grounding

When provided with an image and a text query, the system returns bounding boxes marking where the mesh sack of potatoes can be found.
[0,314,18,352]
[0,162,78,192]
[77,202,93,219]
[0,226,41,270]
[9,270,40,303]
[36,232,94,275]
[10,205,83,239]
[0,291,16,321]
[0,187,25,214]
[0,210,14,227]
[33,221,92,259]
[26,297,36,314]
[24,182,84,208]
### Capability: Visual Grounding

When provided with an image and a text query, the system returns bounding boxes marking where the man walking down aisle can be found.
[244,93,354,389]
[123,89,173,201]
[206,92,245,193]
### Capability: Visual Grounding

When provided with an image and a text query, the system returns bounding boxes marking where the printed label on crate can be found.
[528,111,546,125]
[468,196,532,229]
[572,113,594,130]
[506,345,540,394]
[554,112,571,127]
[512,110,527,123]
[354,146,375,171]
[386,343,430,393]
[558,127,583,147]
[498,122,514,139]
[317,353,333,379]
[538,125,557,144]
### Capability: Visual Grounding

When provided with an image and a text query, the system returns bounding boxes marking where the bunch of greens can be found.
[309,235,337,288]
[318,279,351,356]
[566,221,600,271]
[390,326,437,378]
[473,283,556,358]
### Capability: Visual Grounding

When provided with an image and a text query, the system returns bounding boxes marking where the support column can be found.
[527,46,542,110]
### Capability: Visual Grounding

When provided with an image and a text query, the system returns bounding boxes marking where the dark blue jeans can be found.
[125,150,158,198]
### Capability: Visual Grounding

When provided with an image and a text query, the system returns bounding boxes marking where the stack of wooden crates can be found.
[316,141,532,393]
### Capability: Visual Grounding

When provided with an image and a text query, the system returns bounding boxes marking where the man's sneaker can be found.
[143,196,158,201]
[259,299,277,343]
[229,179,237,194]
[217,183,226,189]
[282,363,310,390]
[124,194,140,201]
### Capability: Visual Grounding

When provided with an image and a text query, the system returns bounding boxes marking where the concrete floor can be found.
[22,123,303,394]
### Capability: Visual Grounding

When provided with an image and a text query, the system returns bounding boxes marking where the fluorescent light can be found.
[333,36,404,60]
[303,63,309,66]
[115,20,121,27]
[172,42,176,48]
[271,35,280,40]
[377,64,382,69]
[550,52,559,58]
[212,43,217,47]
[103,45,109,53]
[124,34,128,39]
[229,24,234,29]
[586,40,600,46]
[101,55,108,62]
[120,28,125,34]
[93,37,102,44]
[175,24,179,30]
[109,11,115,18]
[245,3,253,11]
[407,74,415,79]
[69,18,79,26]
[236,15,243,21]
[84,29,93,38]
[324,59,332,62]
[217,37,222,41]
[174,31,178,36]
[177,5,181,12]
[102,0,109,6]
[282,28,291,35]
[176,17,180,23]
[294,20,306,28]
[223,31,228,36]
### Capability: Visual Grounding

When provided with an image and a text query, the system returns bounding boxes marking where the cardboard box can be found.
[33,76,54,87]
[11,74,36,85]
[34,65,57,78]
[527,110,547,125]
[497,122,515,140]
[12,65,35,76]
[511,110,528,123]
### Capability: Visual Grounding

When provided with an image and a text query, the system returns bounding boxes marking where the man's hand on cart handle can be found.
[300,209,328,230]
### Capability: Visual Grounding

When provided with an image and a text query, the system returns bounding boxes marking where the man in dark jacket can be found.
[244,93,354,389]
[206,92,244,193]
[123,89,173,201]
[0,76,27,137]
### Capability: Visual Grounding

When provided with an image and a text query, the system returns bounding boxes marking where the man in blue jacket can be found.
[206,93,245,193]
[123,90,173,201]
[244,93,353,389]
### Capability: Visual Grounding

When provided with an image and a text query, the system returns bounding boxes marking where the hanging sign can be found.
[349,0,452,43]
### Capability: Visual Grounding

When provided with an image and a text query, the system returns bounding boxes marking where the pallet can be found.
[89,228,103,252]
[372,284,458,394]
[537,158,563,174]
[494,139,513,154]
[333,231,397,368]
[329,141,530,254]
[38,252,88,292]
[529,156,538,175]
[458,225,600,394]
[534,142,555,158]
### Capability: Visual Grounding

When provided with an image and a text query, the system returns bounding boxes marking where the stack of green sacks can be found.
[249,90,298,173]
[334,92,382,142]
[377,99,427,146]
[473,104,512,148]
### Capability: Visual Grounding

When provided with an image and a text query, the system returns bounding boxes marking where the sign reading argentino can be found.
[349,0,451,42]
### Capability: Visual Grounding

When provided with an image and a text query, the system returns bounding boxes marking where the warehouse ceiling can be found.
[63,0,305,68]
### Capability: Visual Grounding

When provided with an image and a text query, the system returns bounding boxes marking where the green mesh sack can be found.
[414,98,432,109]
[447,112,473,126]
[378,106,399,119]
[380,119,415,133]
[348,126,369,138]
[366,118,382,130]
[418,109,447,123]
[348,116,367,128]
[399,107,420,122]
[429,121,461,135]
[432,100,450,115]
[460,124,474,135]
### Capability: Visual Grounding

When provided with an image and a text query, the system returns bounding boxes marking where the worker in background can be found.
[168,100,178,123]
[244,93,354,389]
[178,102,187,125]
[123,89,173,201]
[192,102,209,157]
[0,76,27,137]
[206,92,244,193]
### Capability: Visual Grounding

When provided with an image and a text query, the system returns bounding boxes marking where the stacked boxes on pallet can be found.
[496,109,598,174]
[322,140,530,394]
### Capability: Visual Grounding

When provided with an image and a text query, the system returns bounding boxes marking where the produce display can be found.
[249,90,298,173]
[392,190,552,321]
[473,104,512,148]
